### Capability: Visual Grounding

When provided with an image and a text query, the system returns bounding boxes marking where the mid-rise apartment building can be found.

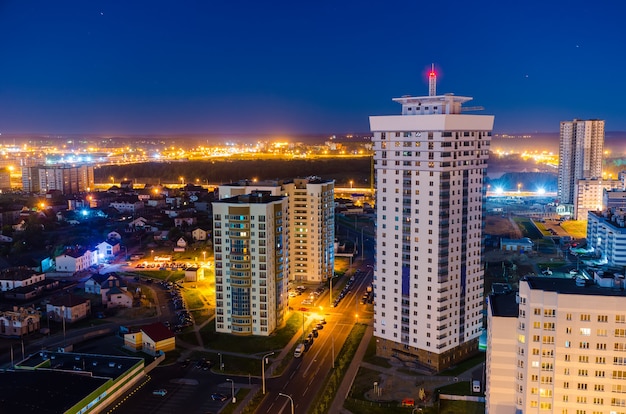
[22,164,95,194]
[487,276,626,413]
[212,192,288,336]
[588,207,626,266]
[219,177,334,283]
[369,74,494,371]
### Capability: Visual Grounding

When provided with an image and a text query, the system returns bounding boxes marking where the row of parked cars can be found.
[294,318,326,357]
[333,274,357,307]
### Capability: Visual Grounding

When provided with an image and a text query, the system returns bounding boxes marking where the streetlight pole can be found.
[219,353,223,371]
[262,351,275,394]
[278,393,294,414]
[226,378,236,403]
[61,305,66,349]
[361,227,364,260]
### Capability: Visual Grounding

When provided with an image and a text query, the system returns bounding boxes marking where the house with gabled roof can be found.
[55,247,97,273]
[96,239,120,262]
[123,322,175,355]
[46,294,91,323]
[191,227,209,241]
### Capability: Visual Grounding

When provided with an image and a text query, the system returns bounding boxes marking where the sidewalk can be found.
[328,322,373,414]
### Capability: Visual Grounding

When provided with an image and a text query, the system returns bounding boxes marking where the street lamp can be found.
[517,183,522,193]
[278,393,294,414]
[61,305,66,349]
[355,313,359,325]
[219,352,223,371]
[151,250,154,261]
[180,176,185,186]
[203,251,206,263]
[262,351,275,394]
[226,378,236,403]
[349,180,353,189]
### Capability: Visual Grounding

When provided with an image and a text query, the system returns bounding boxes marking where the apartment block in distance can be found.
[22,164,95,194]
[212,191,288,336]
[369,68,494,371]
[558,119,605,217]
[487,275,626,413]
[219,177,335,283]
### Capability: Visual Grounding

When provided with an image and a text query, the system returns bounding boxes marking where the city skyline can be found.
[2,1,626,135]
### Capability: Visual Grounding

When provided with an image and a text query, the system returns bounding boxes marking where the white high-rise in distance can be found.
[369,66,494,371]
[558,119,604,206]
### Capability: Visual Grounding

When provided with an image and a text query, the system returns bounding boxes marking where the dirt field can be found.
[484,215,522,238]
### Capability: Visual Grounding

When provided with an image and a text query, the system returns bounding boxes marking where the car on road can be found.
[319,318,326,324]
[153,389,167,396]
[315,323,324,330]
[311,328,318,338]
[210,393,228,402]
[294,343,305,358]
[472,380,481,393]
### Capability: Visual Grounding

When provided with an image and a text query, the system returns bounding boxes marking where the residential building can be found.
[21,164,95,194]
[219,176,335,283]
[55,247,98,273]
[558,119,604,206]
[488,276,626,413]
[486,292,518,414]
[123,322,175,355]
[212,191,288,336]
[109,197,144,214]
[192,227,209,241]
[369,73,494,371]
[0,268,45,292]
[47,294,91,323]
[0,306,41,337]
[587,207,626,266]
[574,177,623,220]
[604,188,626,211]
[96,238,121,262]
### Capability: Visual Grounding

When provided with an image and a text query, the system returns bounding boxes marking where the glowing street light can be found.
[278,393,294,414]
[349,180,353,189]
[262,351,274,394]
[226,378,236,403]
[517,183,522,193]
[180,176,185,186]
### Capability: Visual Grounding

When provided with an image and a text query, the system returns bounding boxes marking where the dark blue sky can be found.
[1,1,625,135]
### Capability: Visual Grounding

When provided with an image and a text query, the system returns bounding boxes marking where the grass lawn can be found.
[439,400,485,414]
[350,367,383,399]
[198,312,301,353]
[561,220,587,239]
[335,257,350,276]
[182,288,205,309]
[220,388,251,414]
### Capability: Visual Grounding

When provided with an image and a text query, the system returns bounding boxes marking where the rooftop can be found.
[489,291,518,317]
[525,276,626,297]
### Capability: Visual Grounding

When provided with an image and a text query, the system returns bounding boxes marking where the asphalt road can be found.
[257,265,374,414]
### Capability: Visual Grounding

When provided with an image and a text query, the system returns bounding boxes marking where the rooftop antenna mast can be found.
[428,63,436,96]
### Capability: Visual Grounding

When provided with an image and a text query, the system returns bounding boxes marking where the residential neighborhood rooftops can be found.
[141,322,174,342]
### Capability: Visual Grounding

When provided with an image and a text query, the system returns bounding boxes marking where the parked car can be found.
[153,389,167,396]
[210,393,228,402]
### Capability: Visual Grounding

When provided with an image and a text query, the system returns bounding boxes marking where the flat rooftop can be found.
[489,291,518,317]
[0,370,109,414]
[18,351,143,378]
[525,276,626,297]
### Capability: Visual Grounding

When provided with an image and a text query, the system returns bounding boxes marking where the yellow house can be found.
[124,322,175,355]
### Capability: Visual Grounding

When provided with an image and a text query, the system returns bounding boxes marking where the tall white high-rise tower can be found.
[558,119,605,206]
[369,68,494,371]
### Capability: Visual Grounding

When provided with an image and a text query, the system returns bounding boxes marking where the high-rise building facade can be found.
[487,276,626,414]
[369,75,494,371]
[219,177,335,283]
[558,119,605,206]
[212,192,288,336]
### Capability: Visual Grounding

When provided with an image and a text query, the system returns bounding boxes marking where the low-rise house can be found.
[176,237,188,249]
[96,239,121,262]
[191,228,209,241]
[55,247,98,273]
[127,217,148,231]
[500,237,534,252]
[0,268,46,292]
[174,216,197,228]
[184,267,204,282]
[47,294,91,323]
[0,306,41,337]
[123,322,175,355]
[105,286,134,308]
[110,197,144,214]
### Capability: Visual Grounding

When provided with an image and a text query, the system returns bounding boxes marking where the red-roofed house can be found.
[123,322,175,355]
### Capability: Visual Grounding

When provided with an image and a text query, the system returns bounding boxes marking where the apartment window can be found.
[580,314,591,321]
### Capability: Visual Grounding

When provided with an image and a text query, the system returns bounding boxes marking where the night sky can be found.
[1,1,625,135]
